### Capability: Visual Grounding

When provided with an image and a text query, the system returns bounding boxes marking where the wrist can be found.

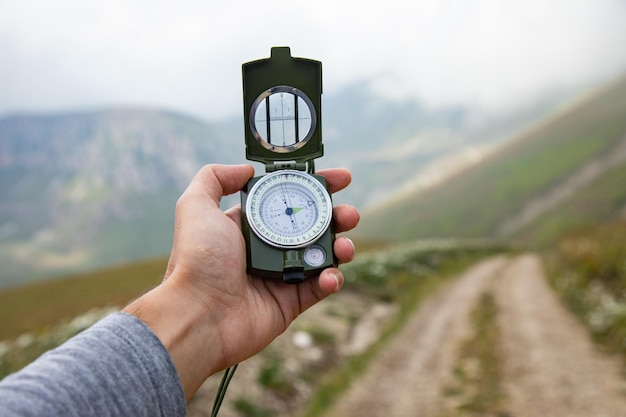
[123,278,222,400]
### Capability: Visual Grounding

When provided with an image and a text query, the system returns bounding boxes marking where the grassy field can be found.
[0,257,167,340]
[359,76,626,243]
[0,240,391,343]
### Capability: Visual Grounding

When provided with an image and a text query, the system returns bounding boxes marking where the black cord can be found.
[210,364,239,417]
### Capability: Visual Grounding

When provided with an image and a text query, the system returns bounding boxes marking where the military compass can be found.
[240,47,336,284]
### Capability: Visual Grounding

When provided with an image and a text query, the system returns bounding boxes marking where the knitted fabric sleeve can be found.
[0,312,186,417]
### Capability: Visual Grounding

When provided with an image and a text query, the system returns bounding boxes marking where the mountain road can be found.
[323,254,626,417]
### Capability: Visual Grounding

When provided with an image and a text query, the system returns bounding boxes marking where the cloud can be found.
[1,0,625,118]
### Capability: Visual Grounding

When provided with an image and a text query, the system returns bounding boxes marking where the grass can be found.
[360,76,626,241]
[517,159,626,246]
[233,397,271,417]
[440,292,508,417]
[257,356,295,397]
[0,257,167,340]
[545,219,626,363]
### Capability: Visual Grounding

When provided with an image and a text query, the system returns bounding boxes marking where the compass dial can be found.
[246,170,332,248]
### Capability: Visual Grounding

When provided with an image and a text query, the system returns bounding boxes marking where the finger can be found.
[318,268,344,293]
[224,204,242,226]
[333,204,360,233]
[334,237,356,264]
[298,268,344,312]
[316,168,352,193]
[184,164,255,206]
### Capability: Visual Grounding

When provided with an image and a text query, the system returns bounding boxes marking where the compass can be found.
[240,47,336,283]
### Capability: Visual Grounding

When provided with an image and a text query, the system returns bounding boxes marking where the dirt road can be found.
[324,254,626,417]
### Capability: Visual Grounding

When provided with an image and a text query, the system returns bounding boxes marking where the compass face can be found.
[246,170,332,248]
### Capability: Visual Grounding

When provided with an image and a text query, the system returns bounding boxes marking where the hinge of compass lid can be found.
[265,161,307,172]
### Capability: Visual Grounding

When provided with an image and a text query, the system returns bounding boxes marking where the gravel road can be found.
[323,254,626,417]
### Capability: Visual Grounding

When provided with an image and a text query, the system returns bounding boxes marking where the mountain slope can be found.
[357,75,626,243]
[0,109,243,287]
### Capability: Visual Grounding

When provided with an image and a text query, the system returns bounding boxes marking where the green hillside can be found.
[0,257,167,340]
[358,75,626,244]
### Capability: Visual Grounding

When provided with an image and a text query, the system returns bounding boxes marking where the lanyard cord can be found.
[210,364,239,417]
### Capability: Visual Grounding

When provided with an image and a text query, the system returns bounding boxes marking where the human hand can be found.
[124,164,359,400]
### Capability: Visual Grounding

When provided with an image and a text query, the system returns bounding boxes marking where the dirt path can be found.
[324,254,626,417]
[495,254,626,417]
[324,256,508,416]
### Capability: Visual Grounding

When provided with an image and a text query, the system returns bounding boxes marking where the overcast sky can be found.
[1,0,626,120]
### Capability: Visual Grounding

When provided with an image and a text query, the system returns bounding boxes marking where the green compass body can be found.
[240,47,336,283]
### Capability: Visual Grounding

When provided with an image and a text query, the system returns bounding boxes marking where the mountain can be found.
[0,83,570,288]
[357,75,626,244]
[319,82,566,208]
[0,109,243,287]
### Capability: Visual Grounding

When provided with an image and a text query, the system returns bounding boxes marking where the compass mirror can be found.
[250,85,317,153]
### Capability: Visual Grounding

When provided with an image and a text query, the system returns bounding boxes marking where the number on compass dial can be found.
[246,170,332,248]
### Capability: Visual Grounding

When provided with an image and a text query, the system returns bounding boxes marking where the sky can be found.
[1,0,626,120]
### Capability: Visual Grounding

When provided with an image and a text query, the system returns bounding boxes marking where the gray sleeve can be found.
[0,312,186,417]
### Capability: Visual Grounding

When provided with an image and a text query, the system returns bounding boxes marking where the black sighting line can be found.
[294,94,299,143]
[265,96,271,144]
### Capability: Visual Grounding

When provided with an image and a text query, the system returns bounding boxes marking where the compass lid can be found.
[242,47,323,167]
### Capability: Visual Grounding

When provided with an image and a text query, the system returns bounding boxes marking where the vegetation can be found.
[233,397,271,417]
[343,238,506,301]
[440,292,508,416]
[518,159,626,246]
[257,356,295,396]
[0,306,117,378]
[0,257,167,340]
[359,77,626,242]
[546,220,626,362]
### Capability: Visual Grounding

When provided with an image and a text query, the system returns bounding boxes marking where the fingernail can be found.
[330,272,341,291]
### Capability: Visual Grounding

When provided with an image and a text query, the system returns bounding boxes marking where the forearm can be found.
[0,313,185,417]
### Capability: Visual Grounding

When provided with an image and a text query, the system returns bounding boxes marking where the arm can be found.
[0,313,185,417]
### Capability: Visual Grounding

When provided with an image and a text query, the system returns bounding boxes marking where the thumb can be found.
[186,164,255,205]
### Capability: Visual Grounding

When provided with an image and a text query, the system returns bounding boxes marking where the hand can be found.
[124,164,359,400]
